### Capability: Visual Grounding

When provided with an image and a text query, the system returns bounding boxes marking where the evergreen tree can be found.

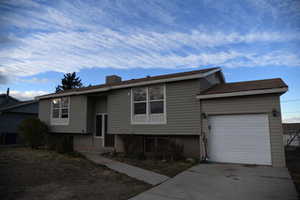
[56,72,83,92]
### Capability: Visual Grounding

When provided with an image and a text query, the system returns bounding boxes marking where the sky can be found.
[0,0,299,122]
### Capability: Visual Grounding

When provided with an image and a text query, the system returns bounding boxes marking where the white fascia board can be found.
[37,68,221,100]
[196,87,288,100]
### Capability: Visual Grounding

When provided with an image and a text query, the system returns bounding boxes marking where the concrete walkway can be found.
[82,152,169,185]
[130,164,298,200]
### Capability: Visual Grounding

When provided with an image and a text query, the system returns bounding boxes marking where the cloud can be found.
[0,0,299,77]
[16,77,50,84]
[283,117,300,123]
[0,72,8,84]
[0,29,299,77]
[9,90,48,100]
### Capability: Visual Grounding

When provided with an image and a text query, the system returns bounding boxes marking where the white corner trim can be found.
[196,87,288,99]
[37,68,221,99]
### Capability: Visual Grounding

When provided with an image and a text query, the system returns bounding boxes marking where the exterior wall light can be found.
[272,109,278,117]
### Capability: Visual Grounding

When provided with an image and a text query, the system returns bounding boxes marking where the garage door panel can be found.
[208,114,271,165]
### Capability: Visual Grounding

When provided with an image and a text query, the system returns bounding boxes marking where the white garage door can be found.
[208,114,272,165]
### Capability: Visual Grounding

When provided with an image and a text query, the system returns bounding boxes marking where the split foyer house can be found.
[37,67,288,167]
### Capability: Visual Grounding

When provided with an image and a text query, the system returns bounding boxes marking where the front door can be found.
[95,113,114,147]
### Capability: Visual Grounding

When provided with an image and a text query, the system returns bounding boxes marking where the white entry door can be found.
[208,114,272,165]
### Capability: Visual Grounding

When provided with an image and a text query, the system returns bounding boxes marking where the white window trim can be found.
[131,84,167,125]
[50,97,70,126]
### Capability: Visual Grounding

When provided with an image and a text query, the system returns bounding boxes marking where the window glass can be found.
[52,109,60,118]
[96,115,102,137]
[52,98,60,109]
[61,97,69,108]
[150,101,164,114]
[134,102,146,114]
[61,108,69,118]
[149,85,164,100]
[133,87,146,101]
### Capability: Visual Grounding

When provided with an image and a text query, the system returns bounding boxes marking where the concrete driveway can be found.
[130,164,298,200]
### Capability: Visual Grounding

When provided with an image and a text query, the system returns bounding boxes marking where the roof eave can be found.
[196,87,288,100]
[37,68,221,100]
[0,100,38,112]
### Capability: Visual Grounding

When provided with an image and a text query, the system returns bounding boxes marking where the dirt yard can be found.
[0,148,150,200]
[286,146,300,197]
[103,153,197,177]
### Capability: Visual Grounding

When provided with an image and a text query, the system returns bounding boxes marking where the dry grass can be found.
[104,153,197,177]
[0,148,150,200]
[286,146,300,198]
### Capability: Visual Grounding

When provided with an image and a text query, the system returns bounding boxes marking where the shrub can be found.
[121,135,144,155]
[169,142,184,161]
[46,134,73,153]
[18,118,48,149]
[55,135,73,153]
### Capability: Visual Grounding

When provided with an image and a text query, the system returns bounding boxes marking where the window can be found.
[51,97,69,125]
[95,114,103,137]
[95,113,107,138]
[133,87,147,115]
[149,85,164,114]
[131,85,166,124]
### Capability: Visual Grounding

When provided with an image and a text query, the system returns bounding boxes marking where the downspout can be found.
[200,100,208,162]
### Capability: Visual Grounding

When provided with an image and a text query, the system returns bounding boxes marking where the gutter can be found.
[196,87,288,100]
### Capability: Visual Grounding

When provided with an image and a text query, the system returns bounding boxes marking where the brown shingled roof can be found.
[39,67,219,98]
[201,78,288,95]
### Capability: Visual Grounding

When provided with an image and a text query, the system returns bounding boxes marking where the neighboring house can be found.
[37,67,288,167]
[282,123,300,146]
[0,91,38,145]
[0,89,20,108]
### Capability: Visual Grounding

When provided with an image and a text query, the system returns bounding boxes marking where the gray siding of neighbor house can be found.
[200,94,286,167]
[39,95,88,134]
[0,113,37,133]
[0,102,38,144]
[9,103,38,114]
[107,79,204,135]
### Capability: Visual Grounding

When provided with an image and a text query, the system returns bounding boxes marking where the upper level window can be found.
[51,97,69,125]
[149,85,164,114]
[133,87,147,115]
[131,85,166,124]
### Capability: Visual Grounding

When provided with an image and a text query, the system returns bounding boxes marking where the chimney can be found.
[6,88,9,97]
[106,75,122,84]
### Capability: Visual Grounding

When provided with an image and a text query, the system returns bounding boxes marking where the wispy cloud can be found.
[1,29,299,76]
[0,0,299,77]
[16,77,50,84]
[0,72,8,84]
[8,90,48,100]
